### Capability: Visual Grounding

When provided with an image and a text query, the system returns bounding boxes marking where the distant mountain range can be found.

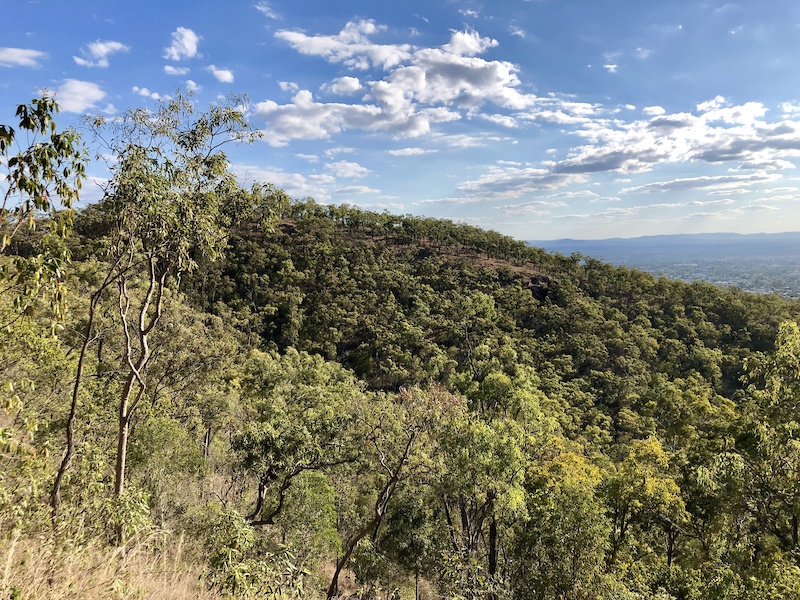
[528,232,800,297]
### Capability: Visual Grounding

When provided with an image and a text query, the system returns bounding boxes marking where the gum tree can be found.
[0,94,85,320]
[49,93,264,518]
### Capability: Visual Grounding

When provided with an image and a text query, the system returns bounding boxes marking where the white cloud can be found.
[328,76,362,95]
[164,65,189,75]
[335,185,381,194]
[279,81,299,92]
[275,20,412,70]
[643,106,666,116]
[621,172,781,194]
[185,79,201,92]
[324,147,356,158]
[443,28,498,57]
[456,165,586,200]
[207,65,234,83]
[296,153,320,162]
[56,79,107,113]
[697,95,726,112]
[603,64,618,73]
[325,160,371,178]
[501,199,568,215]
[254,1,279,18]
[254,91,383,146]
[164,27,200,61]
[388,147,438,156]
[232,163,332,201]
[781,102,800,115]
[73,40,129,68]
[509,26,526,38]
[480,113,518,127]
[0,47,46,68]
[132,86,165,100]
[263,21,541,144]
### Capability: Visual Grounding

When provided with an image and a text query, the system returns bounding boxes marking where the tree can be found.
[0,94,85,321]
[50,93,262,521]
[511,450,610,600]
[233,348,366,527]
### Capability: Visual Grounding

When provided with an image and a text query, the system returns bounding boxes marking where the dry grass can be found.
[0,529,220,600]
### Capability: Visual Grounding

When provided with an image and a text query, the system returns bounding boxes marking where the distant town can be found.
[531,232,800,298]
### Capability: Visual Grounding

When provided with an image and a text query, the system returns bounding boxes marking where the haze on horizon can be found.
[3,0,800,240]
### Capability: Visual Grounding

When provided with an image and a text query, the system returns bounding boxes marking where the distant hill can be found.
[529,232,800,297]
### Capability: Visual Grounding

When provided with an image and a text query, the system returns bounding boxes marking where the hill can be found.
[6,196,800,599]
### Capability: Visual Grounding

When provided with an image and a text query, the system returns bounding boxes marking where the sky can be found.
[4,1,800,240]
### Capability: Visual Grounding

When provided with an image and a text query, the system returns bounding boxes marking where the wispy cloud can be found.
[164,65,189,75]
[388,148,438,156]
[254,1,280,19]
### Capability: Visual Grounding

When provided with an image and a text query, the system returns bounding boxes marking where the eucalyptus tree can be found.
[0,95,85,523]
[50,93,265,517]
[0,94,85,321]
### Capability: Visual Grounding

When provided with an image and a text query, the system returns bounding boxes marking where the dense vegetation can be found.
[4,95,800,599]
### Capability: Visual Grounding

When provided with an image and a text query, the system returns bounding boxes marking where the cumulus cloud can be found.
[185,79,201,92]
[56,79,108,113]
[232,163,333,201]
[643,106,666,116]
[254,90,383,146]
[325,160,371,178]
[0,47,46,68]
[207,65,234,83]
[443,28,497,56]
[328,76,362,95]
[275,20,412,70]
[133,86,165,100]
[255,20,565,145]
[164,27,200,61]
[257,17,800,210]
[73,40,129,68]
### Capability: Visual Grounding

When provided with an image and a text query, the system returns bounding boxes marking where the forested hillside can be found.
[5,96,800,599]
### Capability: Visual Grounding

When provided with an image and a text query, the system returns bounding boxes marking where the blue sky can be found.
[4,0,800,240]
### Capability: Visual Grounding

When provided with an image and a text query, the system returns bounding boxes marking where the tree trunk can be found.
[50,271,118,518]
[488,516,498,577]
[114,373,137,497]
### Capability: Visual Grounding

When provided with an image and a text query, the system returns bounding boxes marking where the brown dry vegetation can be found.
[0,530,216,600]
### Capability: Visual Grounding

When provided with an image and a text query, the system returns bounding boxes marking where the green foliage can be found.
[200,504,310,599]
[1,94,86,321]
[5,121,800,598]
